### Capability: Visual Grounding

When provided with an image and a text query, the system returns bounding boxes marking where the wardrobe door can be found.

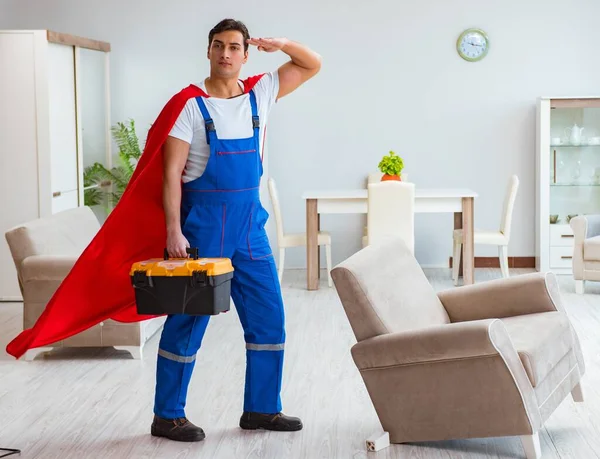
[47,42,79,214]
[0,32,39,300]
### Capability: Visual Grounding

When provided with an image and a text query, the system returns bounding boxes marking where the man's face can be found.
[208,30,248,77]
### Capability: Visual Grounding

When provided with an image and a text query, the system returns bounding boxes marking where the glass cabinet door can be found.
[549,103,600,226]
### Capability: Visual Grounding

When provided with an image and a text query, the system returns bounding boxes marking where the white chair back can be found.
[267,178,285,242]
[499,175,519,239]
[367,181,415,253]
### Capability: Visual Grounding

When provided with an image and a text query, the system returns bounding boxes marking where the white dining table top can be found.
[302,188,478,200]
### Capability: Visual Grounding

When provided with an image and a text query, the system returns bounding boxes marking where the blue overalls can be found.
[154,90,285,419]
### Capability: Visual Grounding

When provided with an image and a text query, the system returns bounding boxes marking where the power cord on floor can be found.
[0,447,21,458]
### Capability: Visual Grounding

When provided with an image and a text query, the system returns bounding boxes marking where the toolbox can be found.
[130,248,233,316]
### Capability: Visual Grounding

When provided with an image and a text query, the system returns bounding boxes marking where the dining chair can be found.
[267,178,333,287]
[452,175,519,284]
[364,172,410,245]
[363,181,415,253]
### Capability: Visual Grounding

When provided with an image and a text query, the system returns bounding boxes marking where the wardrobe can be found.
[0,30,112,300]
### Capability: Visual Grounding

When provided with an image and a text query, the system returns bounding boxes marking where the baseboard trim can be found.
[449,256,535,268]
[0,296,23,302]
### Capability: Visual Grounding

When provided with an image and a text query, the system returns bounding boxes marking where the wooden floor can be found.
[1,268,599,459]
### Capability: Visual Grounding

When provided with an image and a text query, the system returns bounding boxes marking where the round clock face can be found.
[457,28,489,62]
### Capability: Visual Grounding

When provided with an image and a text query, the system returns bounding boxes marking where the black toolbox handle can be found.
[164,247,199,260]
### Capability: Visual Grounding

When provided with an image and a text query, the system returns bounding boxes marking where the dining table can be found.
[302,188,478,290]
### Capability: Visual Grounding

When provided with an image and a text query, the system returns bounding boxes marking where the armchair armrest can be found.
[570,216,588,278]
[571,214,600,243]
[352,319,505,370]
[21,255,78,282]
[20,255,78,305]
[437,272,563,323]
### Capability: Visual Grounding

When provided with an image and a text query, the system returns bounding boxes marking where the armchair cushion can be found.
[583,235,600,261]
[501,312,572,386]
[331,238,450,342]
[5,206,99,271]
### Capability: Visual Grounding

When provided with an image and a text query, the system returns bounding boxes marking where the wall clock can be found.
[457,28,489,62]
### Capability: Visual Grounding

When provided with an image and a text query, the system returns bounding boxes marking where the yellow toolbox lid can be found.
[130,258,233,277]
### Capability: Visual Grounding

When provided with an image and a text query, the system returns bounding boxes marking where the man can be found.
[150,19,322,442]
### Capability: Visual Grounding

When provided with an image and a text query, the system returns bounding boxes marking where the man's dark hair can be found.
[209,19,250,52]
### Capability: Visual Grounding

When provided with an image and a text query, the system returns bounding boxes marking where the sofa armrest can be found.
[21,255,78,282]
[437,272,564,322]
[352,319,507,370]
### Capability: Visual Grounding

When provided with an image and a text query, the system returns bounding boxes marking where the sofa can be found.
[570,214,600,294]
[4,206,165,360]
[331,237,585,459]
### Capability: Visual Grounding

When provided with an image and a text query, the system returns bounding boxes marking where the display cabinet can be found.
[536,97,600,274]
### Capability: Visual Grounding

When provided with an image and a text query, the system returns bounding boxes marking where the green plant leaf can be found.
[81,118,142,210]
[110,166,130,189]
[378,150,404,176]
[111,119,141,178]
[84,162,110,186]
[84,187,103,207]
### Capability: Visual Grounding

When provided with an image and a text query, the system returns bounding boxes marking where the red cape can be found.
[6,75,264,359]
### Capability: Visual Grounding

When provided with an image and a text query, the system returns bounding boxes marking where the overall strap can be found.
[249,90,260,133]
[195,96,216,145]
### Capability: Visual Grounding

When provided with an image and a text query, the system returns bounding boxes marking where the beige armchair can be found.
[331,237,585,459]
[570,214,600,294]
[4,206,165,360]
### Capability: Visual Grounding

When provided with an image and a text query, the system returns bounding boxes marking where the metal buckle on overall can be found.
[205,119,216,132]
[252,116,260,129]
[204,119,216,144]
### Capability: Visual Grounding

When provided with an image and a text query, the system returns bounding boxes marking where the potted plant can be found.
[378,150,404,181]
[84,119,143,212]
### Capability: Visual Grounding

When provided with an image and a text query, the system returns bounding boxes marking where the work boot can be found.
[239,411,303,431]
[151,415,206,442]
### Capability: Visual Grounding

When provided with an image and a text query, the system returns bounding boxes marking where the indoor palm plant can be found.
[84,119,142,210]
[378,150,404,181]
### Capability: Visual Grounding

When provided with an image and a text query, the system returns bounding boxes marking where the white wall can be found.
[2,0,600,268]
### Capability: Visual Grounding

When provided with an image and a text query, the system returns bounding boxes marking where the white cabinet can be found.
[536,97,600,275]
[0,30,111,300]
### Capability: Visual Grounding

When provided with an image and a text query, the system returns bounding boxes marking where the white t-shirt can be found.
[168,72,279,183]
